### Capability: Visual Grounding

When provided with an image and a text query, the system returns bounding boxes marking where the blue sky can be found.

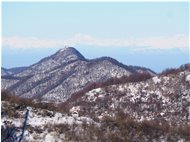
[2,2,189,72]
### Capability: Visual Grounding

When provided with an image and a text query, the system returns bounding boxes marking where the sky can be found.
[2,2,189,72]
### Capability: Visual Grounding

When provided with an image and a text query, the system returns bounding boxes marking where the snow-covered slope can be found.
[1,64,190,142]
[1,47,155,102]
[67,64,190,126]
[1,101,97,142]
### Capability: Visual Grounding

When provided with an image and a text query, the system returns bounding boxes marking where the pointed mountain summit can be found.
[13,47,85,77]
[51,47,86,63]
[2,47,155,102]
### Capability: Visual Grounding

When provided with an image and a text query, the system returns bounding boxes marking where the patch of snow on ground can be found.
[98,94,104,99]
[45,134,55,142]
[152,76,161,84]
[2,109,97,130]
[118,85,124,92]
[93,88,101,93]
[163,76,169,84]
[128,85,138,95]
[185,74,190,83]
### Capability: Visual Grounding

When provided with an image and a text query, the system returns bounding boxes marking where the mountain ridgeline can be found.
[1,47,155,102]
[2,47,190,141]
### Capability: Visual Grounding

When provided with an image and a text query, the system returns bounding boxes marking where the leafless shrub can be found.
[160,63,190,76]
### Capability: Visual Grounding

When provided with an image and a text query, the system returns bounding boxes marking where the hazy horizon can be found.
[2,2,189,72]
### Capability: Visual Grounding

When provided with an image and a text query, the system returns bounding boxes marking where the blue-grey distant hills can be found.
[1,47,155,102]
[1,67,28,76]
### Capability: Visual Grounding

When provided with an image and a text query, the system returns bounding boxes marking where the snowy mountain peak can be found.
[1,47,156,102]
[58,46,76,53]
[52,47,85,62]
